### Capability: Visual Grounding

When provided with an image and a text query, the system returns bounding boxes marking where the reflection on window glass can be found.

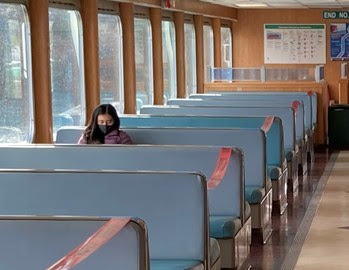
[184,23,196,97]
[203,24,213,82]
[98,14,124,113]
[134,18,153,112]
[49,8,85,138]
[0,3,33,143]
[221,27,232,68]
[162,20,176,103]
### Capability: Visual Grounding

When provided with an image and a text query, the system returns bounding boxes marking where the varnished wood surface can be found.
[81,0,100,122]
[338,79,349,104]
[120,3,137,114]
[212,17,221,68]
[232,8,345,103]
[29,0,53,143]
[174,12,186,98]
[150,8,164,105]
[194,15,204,94]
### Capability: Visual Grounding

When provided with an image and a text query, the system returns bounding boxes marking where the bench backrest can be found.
[119,114,283,168]
[121,127,267,190]
[0,145,243,219]
[191,92,313,133]
[56,126,266,189]
[0,216,148,270]
[139,106,295,152]
[0,170,207,263]
[167,98,305,141]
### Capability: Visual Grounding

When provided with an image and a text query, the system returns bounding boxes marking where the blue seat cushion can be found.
[151,260,204,270]
[286,149,296,162]
[267,165,282,180]
[210,216,241,239]
[150,239,220,270]
[245,186,265,204]
[210,238,221,265]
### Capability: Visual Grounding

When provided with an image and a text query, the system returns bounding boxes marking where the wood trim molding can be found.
[174,11,185,98]
[29,0,53,143]
[150,8,164,105]
[120,2,136,114]
[194,15,204,93]
[212,17,221,68]
[81,0,100,122]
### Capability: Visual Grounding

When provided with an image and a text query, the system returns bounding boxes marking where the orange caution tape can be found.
[47,218,130,270]
[261,116,274,133]
[207,148,232,190]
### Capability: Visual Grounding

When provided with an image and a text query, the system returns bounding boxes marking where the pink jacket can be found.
[78,129,132,144]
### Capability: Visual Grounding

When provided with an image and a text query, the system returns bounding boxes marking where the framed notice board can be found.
[264,24,326,64]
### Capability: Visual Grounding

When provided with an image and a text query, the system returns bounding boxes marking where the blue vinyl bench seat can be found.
[245,186,266,204]
[210,216,241,239]
[151,238,220,270]
[268,165,283,180]
[0,170,211,270]
[151,260,204,270]
[0,215,149,270]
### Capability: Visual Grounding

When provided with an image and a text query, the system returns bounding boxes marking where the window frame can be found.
[97,11,124,113]
[48,6,86,137]
[0,2,34,143]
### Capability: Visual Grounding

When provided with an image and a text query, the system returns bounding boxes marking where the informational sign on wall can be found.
[330,23,349,60]
[264,24,326,64]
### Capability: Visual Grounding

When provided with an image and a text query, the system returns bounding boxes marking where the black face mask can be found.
[98,125,113,135]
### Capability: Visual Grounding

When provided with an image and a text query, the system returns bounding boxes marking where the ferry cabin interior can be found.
[1,0,349,269]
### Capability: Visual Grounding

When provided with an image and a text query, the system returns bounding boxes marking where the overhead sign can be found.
[264,24,326,64]
[323,11,349,19]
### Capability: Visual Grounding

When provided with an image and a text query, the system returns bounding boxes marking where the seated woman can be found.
[78,104,132,144]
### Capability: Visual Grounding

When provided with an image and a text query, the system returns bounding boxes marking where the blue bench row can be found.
[0,169,215,270]
[0,216,148,270]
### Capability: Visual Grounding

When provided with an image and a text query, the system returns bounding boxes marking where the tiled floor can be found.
[294,151,349,269]
[249,147,335,270]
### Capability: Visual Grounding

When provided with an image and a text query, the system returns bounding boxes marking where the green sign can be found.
[323,11,349,19]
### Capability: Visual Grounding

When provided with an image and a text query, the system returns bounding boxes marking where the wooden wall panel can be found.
[150,8,164,104]
[120,3,136,114]
[194,15,204,93]
[233,8,343,103]
[29,0,53,143]
[174,11,185,98]
[81,0,100,122]
[212,17,221,67]
[339,79,349,104]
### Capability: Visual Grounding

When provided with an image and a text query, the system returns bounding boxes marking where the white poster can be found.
[264,24,326,64]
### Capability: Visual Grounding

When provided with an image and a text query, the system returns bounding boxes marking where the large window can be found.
[162,20,176,103]
[221,27,232,68]
[98,13,124,113]
[203,24,213,82]
[184,23,196,97]
[134,18,153,112]
[49,8,85,137]
[0,3,33,143]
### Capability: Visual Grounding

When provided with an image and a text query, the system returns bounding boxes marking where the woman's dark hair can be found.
[83,104,120,144]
